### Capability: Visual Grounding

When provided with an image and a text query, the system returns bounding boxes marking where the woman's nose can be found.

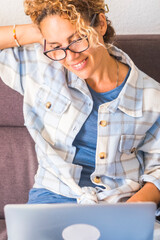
[65,49,80,61]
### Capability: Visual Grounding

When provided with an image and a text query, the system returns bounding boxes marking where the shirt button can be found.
[94,176,101,184]
[130,147,136,153]
[100,120,107,127]
[99,152,106,159]
[46,102,52,109]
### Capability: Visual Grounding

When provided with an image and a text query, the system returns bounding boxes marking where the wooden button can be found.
[100,120,107,127]
[94,176,101,184]
[99,152,106,159]
[46,102,52,109]
[130,147,136,153]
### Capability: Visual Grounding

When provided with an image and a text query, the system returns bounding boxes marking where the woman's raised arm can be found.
[0,23,43,50]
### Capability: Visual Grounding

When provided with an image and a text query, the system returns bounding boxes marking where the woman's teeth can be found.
[73,59,86,68]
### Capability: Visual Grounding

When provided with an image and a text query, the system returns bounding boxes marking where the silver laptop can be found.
[4,202,156,240]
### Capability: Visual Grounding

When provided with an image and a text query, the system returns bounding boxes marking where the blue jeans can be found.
[27,188,77,204]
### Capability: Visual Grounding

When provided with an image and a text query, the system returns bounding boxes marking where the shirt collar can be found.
[107,45,144,118]
[66,68,93,99]
[66,45,144,118]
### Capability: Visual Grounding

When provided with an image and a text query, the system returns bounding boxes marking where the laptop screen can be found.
[4,202,156,240]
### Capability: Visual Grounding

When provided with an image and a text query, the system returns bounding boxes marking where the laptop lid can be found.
[4,202,156,240]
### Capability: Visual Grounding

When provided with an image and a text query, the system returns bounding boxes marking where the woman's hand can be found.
[17,23,44,45]
[0,23,43,50]
[127,182,160,204]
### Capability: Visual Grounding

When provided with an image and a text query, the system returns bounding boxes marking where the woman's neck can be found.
[86,53,129,93]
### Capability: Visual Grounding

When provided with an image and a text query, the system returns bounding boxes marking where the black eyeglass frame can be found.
[43,37,89,61]
[43,13,97,61]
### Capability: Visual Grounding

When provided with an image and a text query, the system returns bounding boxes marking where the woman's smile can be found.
[40,15,106,81]
[70,57,88,71]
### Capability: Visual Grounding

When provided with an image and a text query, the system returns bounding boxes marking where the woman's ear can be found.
[96,13,107,36]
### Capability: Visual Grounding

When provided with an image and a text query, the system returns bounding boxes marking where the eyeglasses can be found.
[43,37,89,61]
[43,13,97,61]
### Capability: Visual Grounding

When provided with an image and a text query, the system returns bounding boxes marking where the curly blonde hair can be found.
[24,0,115,46]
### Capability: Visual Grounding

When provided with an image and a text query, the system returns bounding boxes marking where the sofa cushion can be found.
[0,127,37,218]
[0,80,24,126]
[115,35,160,82]
[0,219,7,240]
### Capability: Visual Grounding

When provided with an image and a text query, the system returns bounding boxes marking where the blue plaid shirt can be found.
[0,44,160,204]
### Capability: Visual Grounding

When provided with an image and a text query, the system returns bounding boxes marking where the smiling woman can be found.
[0,0,160,210]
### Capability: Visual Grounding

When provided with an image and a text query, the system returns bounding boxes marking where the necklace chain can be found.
[115,59,119,88]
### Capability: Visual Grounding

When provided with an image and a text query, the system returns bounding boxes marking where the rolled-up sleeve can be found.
[139,116,160,190]
[0,46,26,95]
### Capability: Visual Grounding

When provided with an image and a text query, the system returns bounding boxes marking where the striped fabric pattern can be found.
[0,43,160,203]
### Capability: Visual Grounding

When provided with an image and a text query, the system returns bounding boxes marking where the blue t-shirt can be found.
[73,67,131,187]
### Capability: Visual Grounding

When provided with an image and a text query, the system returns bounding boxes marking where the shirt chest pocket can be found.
[36,86,71,127]
[119,134,145,155]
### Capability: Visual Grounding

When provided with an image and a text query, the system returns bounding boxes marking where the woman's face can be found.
[40,15,106,80]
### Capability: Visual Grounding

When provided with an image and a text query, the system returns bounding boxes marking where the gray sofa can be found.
[0,35,160,240]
